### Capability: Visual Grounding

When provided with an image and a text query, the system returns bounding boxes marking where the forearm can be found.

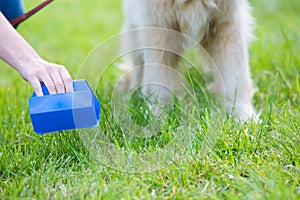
[0,12,40,73]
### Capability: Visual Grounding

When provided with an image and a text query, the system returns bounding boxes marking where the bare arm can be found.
[0,12,73,96]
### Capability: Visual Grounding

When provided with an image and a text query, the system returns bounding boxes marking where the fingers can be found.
[59,66,74,93]
[25,62,73,96]
[48,65,74,94]
[49,69,66,94]
[28,77,44,96]
[42,71,59,95]
[26,69,56,96]
[45,64,74,95]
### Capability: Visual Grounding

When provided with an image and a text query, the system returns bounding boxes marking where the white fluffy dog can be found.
[120,0,256,120]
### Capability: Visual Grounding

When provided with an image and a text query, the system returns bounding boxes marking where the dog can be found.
[120,0,257,120]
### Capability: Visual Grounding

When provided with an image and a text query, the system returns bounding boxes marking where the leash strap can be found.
[10,0,54,27]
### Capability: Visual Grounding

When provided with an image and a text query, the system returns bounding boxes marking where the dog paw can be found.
[226,101,258,122]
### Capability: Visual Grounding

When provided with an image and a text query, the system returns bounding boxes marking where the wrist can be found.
[14,52,41,72]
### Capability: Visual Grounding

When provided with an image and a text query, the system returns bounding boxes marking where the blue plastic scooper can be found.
[29,80,100,134]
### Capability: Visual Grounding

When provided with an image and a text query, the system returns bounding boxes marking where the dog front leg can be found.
[203,18,256,120]
[141,29,183,107]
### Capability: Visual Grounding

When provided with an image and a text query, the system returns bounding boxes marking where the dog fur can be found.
[120,0,256,120]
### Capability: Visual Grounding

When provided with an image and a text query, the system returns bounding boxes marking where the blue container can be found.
[29,80,100,134]
[0,0,24,21]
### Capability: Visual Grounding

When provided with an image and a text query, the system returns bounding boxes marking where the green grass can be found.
[0,0,299,199]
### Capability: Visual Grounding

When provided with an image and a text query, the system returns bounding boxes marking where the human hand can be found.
[18,57,74,96]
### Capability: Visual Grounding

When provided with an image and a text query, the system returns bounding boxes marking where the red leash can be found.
[10,0,54,27]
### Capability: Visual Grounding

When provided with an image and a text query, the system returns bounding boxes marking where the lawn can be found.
[0,0,299,199]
